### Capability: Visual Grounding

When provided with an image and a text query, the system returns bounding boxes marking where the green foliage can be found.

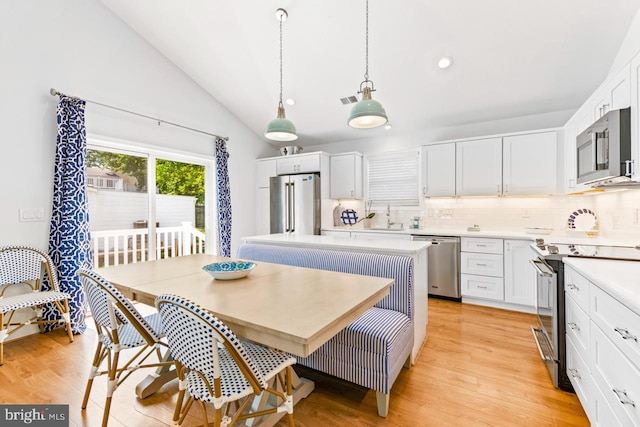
[156,159,205,203]
[87,150,205,203]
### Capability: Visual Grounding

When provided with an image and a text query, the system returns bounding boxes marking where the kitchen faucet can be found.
[386,204,402,229]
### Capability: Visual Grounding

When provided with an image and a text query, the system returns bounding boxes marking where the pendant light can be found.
[265,8,298,141]
[348,0,388,129]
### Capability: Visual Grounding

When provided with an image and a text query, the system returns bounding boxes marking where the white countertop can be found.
[563,257,640,316]
[242,234,430,255]
[323,226,633,246]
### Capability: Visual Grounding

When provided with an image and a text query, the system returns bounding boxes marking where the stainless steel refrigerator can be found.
[270,173,320,235]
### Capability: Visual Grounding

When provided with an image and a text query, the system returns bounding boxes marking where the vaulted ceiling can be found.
[101,0,640,147]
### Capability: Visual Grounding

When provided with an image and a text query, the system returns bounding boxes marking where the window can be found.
[87,138,215,267]
[366,150,419,206]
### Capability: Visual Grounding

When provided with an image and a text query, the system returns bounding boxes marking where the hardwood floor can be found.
[0,299,589,426]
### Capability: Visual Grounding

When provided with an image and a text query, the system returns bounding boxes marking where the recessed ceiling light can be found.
[384,124,392,130]
[437,56,453,69]
[285,98,295,106]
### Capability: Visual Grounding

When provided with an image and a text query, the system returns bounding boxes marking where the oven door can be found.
[529,257,559,386]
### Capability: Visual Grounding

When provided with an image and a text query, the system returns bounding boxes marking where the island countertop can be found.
[563,257,640,316]
[241,233,430,255]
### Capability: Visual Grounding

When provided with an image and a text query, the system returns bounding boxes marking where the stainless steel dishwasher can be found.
[411,235,461,301]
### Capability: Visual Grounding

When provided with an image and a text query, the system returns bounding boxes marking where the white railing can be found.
[92,222,206,268]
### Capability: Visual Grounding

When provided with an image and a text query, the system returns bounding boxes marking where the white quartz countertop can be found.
[563,257,640,316]
[323,227,633,245]
[242,234,430,255]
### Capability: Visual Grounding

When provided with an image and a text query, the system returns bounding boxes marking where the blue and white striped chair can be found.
[0,245,74,365]
[155,294,296,427]
[77,269,171,427]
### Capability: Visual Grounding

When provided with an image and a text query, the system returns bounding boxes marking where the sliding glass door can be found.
[87,139,214,267]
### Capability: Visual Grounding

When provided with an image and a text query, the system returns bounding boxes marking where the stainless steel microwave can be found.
[576,107,631,185]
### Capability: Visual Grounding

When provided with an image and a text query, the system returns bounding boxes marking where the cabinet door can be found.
[503,132,557,195]
[631,51,640,181]
[503,240,536,307]
[594,64,631,119]
[456,138,502,196]
[330,153,362,199]
[256,187,271,235]
[257,159,277,188]
[422,143,456,197]
[276,153,321,175]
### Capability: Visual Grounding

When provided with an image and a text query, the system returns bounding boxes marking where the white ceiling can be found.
[100,0,640,147]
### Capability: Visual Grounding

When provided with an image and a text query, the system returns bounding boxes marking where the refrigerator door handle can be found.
[284,182,290,232]
[290,181,295,232]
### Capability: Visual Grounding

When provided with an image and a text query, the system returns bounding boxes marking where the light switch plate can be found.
[19,208,45,222]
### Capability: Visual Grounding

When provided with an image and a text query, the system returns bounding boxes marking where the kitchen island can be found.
[240,233,430,361]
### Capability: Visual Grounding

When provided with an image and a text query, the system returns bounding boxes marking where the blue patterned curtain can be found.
[215,138,232,257]
[46,95,92,334]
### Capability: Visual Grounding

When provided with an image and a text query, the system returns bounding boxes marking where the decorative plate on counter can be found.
[567,208,597,230]
[340,209,358,225]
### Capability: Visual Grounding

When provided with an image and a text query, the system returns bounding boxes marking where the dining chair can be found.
[155,294,296,427]
[77,268,172,427]
[0,245,74,365]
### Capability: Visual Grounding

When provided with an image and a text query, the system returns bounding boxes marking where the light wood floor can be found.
[0,299,589,426]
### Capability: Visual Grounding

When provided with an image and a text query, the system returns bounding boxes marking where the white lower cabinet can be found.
[460,274,504,300]
[503,240,536,307]
[564,263,640,427]
[566,335,594,419]
[460,237,504,302]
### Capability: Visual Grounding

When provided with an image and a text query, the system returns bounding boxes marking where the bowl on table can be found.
[203,261,256,280]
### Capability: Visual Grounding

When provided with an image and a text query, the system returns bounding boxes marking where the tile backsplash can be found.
[328,189,640,244]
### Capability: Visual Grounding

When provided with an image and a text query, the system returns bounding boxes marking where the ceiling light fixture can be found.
[348,0,388,129]
[437,56,453,69]
[265,8,298,142]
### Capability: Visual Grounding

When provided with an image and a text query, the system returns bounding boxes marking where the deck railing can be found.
[91,222,206,268]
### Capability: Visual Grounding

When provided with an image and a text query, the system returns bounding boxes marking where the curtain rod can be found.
[49,88,229,141]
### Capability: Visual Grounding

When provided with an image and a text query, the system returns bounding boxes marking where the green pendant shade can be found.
[348,87,388,129]
[265,104,298,141]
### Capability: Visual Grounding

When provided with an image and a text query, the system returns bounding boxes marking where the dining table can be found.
[98,253,393,425]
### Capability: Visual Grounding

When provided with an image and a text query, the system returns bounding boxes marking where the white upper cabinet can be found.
[503,132,557,195]
[256,159,277,188]
[592,64,631,120]
[421,143,456,197]
[631,51,640,181]
[276,152,322,175]
[456,137,502,196]
[330,152,363,199]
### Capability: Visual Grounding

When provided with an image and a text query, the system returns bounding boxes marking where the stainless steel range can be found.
[530,239,640,392]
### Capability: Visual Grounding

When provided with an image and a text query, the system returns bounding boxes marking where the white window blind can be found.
[367,150,419,206]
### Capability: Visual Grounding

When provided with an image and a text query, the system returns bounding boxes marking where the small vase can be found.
[363,218,372,229]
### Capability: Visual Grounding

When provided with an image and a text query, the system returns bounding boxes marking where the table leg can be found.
[245,368,315,427]
[135,348,176,399]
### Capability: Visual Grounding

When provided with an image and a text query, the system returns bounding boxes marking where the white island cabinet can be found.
[563,258,640,426]
[241,233,429,362]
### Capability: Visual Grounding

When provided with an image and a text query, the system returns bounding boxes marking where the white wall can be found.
[0,0,275,254]
[608,6,640,78]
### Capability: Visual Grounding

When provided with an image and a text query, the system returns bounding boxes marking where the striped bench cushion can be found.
[297,307,414,393]
[236,244,413,318]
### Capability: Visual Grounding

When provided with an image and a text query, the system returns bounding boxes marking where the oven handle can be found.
[531,326,555,362]
[529,258,554,277]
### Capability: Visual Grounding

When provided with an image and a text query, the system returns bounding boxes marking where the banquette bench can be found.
[236,243,415,416]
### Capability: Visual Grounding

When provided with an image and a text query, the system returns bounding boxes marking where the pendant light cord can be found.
[279,15,284,107]
[364,0,369,81]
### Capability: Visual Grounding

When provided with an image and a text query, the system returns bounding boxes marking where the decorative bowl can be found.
[203,261,256,280]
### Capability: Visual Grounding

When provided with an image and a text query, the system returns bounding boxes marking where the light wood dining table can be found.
[98,253,393,424]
